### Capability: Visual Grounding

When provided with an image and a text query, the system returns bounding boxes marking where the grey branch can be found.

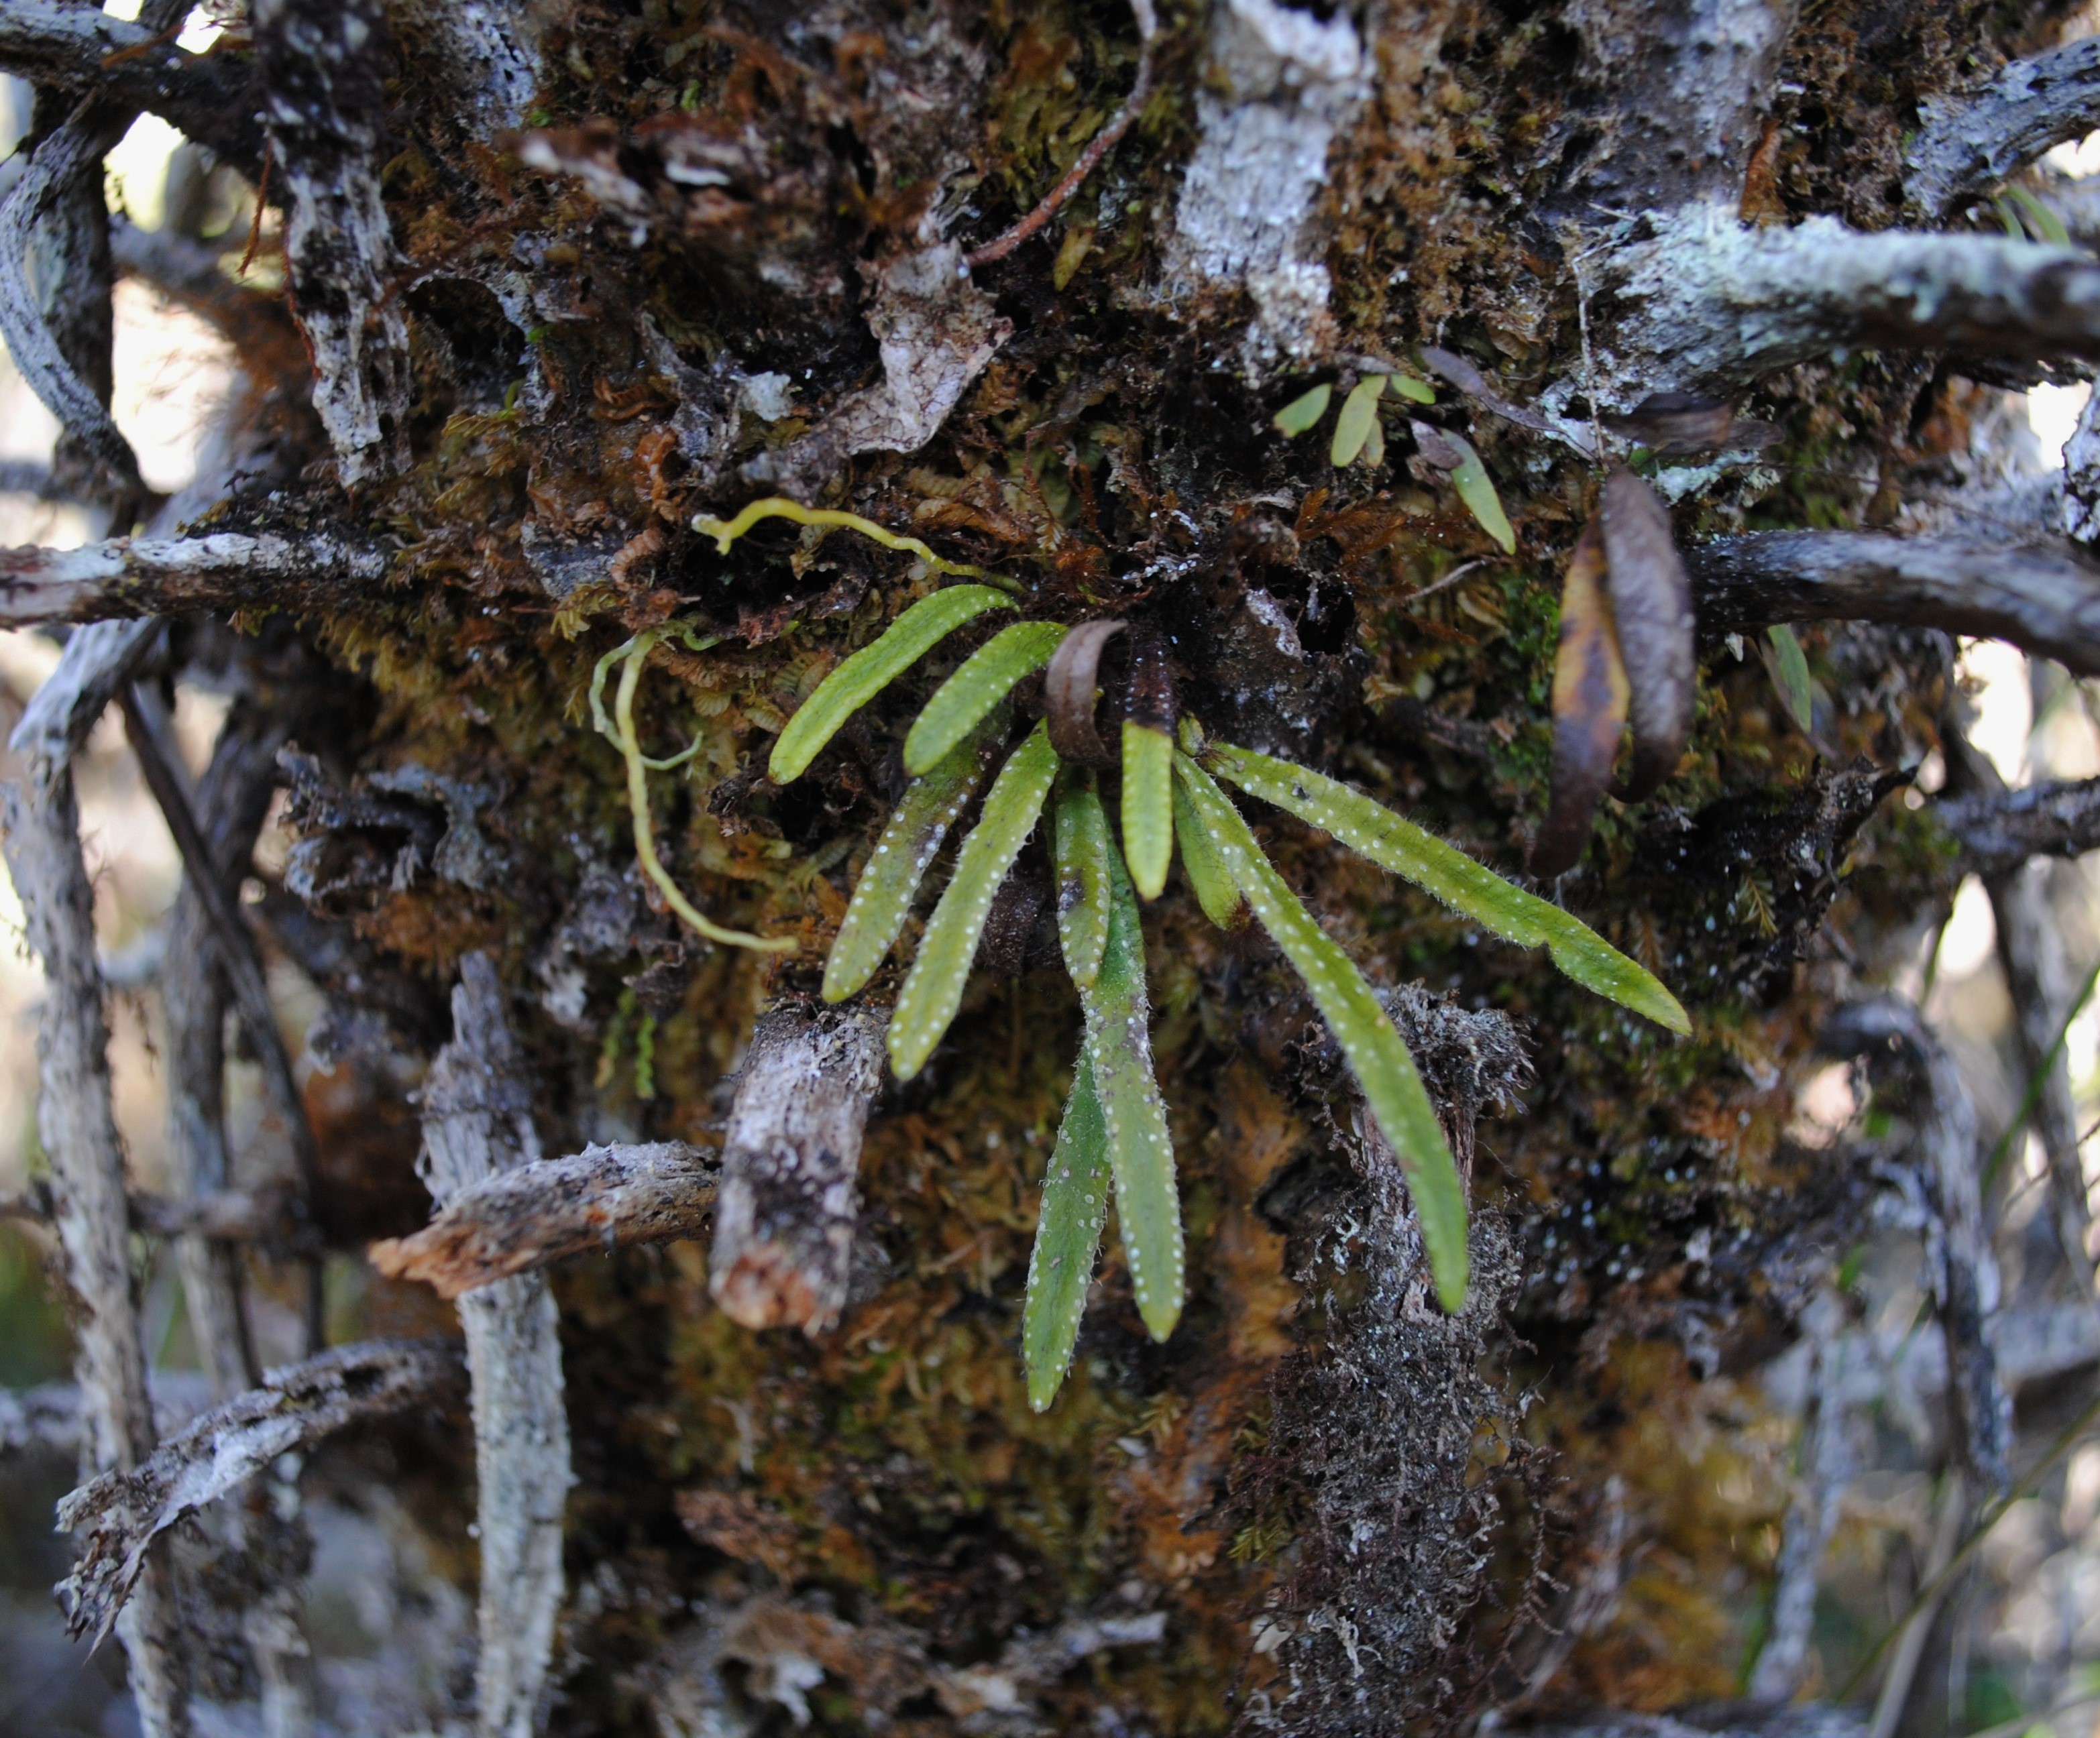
[370,1141,719,1299]
[1592,200,2100,402]
[0,1,261,167]
[0,531,388,627]
[9,618,161,765]
[421,953,570,1738]
[1906,37,2100,223]
[53,1338,466,1646]
[1686,530,2100,676]
[2,1178,296,1243]
[1822,998,2009,1493]
[252,0,412,486]
[709,1004,889,1338]
[1937,776,2100,875]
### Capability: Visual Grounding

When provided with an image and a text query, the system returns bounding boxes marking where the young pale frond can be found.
[1172,772,1245,929]
[1022,1051,1112,1411]
[1120,721,1174,901]
[1053,772,1112,990]
[1386,370,1435,404]
[888,722,1060,1080]
[1176,753,1470,1312]
[1331,374,1387,467]
[822,710,1005,1003]
[1440,430,1516,555]
[1081,847,1183,1342]
[904,621,1066,776]
[1272,383,1331,435]
[769,585,1013,783]
[1201,742,1689,1034]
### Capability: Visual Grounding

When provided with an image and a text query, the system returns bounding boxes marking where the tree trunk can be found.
[5,1,2100,1734]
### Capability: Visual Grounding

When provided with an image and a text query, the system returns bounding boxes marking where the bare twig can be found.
[1824,998,2008,1493]
[709,1004,889,1338]
[1687,529,2100,676]
[1866,1472,1968,1738]
[964,0,1158,269]
[0,0,261,166]
[370,1140,718,1299]
[0,530,389,627]
[121,683,325,1351]
[1906,37,2100,223]
[420,953,571,1738]
[1,1178,296,1243]
[252,0,412,485]
[53,1338,466,1646]
[1937,775,2100,874]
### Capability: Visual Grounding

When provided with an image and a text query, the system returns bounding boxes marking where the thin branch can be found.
[369,1141,718,1299]
[420,953,570,1738]
[1686,529,2100,676]
[121,683,325,1350]
[964,0,1158,269]
[1906,37,2100,223]
[1937,774,2100,875]
[0,530,389,627]
[0,1,261,168]
[709,1004,889,1338]
[2,1177,296,1243]
[53,1338,466,1647]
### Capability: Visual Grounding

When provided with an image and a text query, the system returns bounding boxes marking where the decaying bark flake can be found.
[421,952,571,1738]
[1938,775,2100,874]
[0,530,388,626]
[1582,200,2100,403]
[371,1141,719,1299]
[710,1004,889,1337]
[253,0,412,487]
[53,1338,466,1646]
[742,243,1011,495]
[1906,37,2100,224]
[1,636,191,1731]
[1822,999,2008,1495]
[1163,0,1369,370]
[1687,529,2100,675]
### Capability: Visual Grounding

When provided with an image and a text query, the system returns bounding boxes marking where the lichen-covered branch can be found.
[252,0,410,485]
[370,1141,718,1299]
[1686,529,2100,675]
[1590,201,2100,402]
[1906,37,2100,223]
[421,953,570,1738]
[1938,776,2100,875]
[1823,999,2008,1493]
[709,1004,889,1337]
[0,531,388,626]
[53,1338,465,1645]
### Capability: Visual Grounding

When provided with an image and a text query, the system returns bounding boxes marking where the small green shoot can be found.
[1765,624,1815,734]
[1331,374,1387,467]
[692,496,1021,593]
[905,621,1066,775]
[769,585,1013,783]
[888,721,1059,1080]
[1121,721,1174,900]
[1440,429,1516,554]
[1272,384,1332,436]
[1386,370,1435,404]
[1176,754,1469,1311]
[1054,772,1113,990]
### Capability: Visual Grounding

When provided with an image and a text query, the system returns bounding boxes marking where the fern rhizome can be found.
[589,498,1689,1409]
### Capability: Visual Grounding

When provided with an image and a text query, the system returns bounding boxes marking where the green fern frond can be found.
[905,621,1066,776]
[1023,1050,1112,1410]
[822,709,1005,1002]
[1121,721,1174,901]
[1202,742,1688,1034]
[1440,430,1516,554]
[1173,770,1245,929]
[1272,384,1331,435]
[1331,374,1386,467]
[1176,752,1470,1312]
[769,585,1013,783]
[889,722,1059,1080]
[1053,771,1113,990]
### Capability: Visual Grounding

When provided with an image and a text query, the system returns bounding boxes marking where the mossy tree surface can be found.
[7,0,2099,1733]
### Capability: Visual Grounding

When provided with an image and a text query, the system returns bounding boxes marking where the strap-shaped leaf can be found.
[823,709,1004,1003]
[1173,771,1245,928]
[769,585,1013,783]
[1176,753,1469,1312]
[1022,1051,1112,1411]
[904,621,1065,776]
[1272,383,1331,436]
[1203,741,1688,1035]
[888,722,1059,1080]
[1441,429,1516,554]
[1120,721,1174,901]
[1053,771,1111,990]
[1331,374,1386,467]
[1079,848,1182,1342]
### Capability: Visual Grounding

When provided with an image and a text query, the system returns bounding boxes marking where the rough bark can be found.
[0,531,389,626]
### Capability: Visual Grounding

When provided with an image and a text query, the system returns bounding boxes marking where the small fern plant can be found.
[663,500,1687,1409]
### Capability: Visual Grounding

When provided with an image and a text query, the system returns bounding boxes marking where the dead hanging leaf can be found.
[1600,392,1783,457]
[1533,516,1628,877]
[1044,620,1126,766]
[1598,466,1694,802]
